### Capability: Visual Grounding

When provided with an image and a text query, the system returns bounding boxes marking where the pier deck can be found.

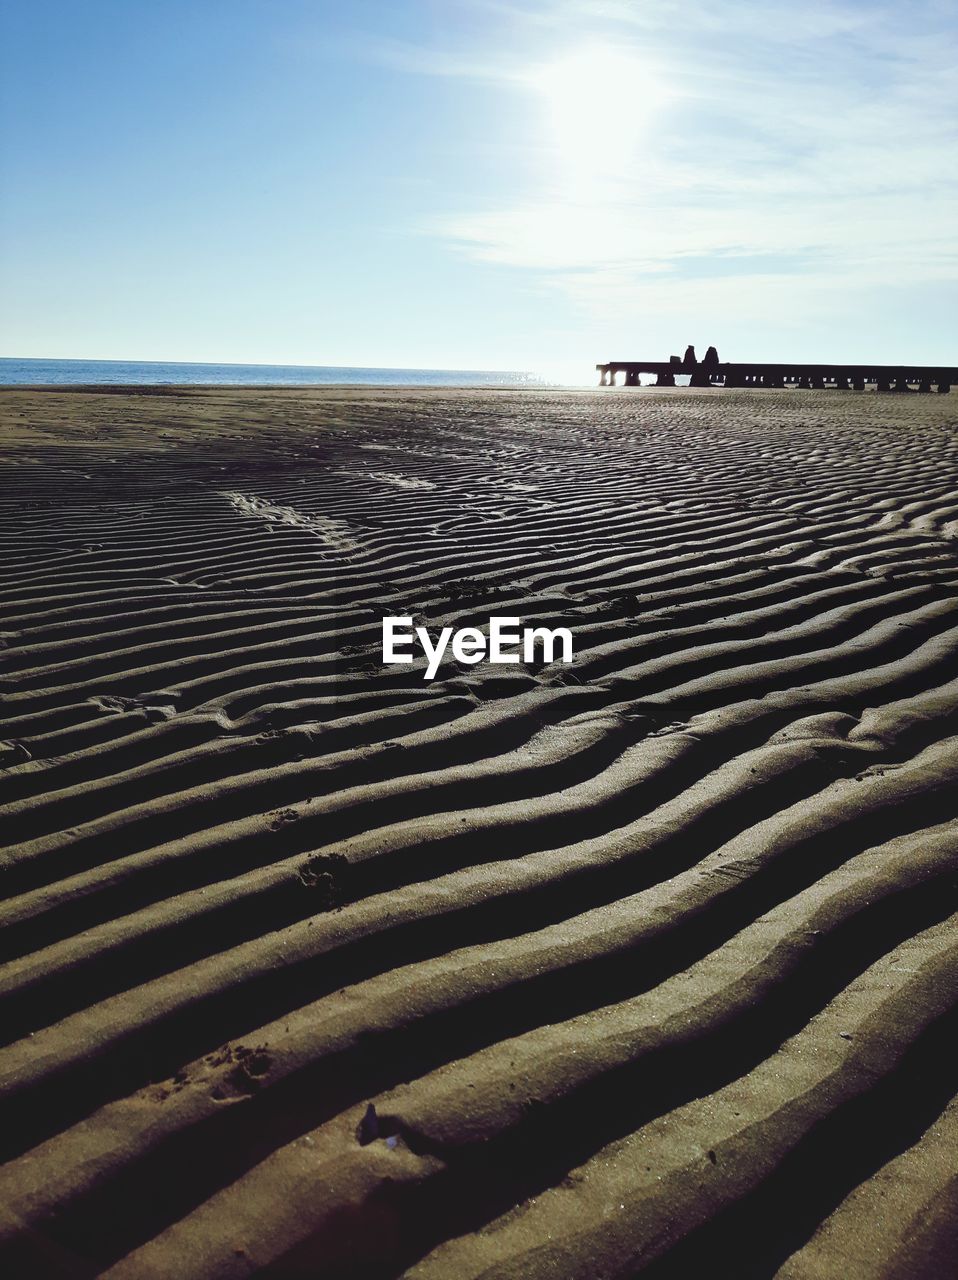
[597,360,956,391]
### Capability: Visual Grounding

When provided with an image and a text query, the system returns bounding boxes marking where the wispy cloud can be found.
[362,36,525,83]
[381,0,958,343]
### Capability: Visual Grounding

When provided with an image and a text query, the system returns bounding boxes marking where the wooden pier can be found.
[597,347,955,392]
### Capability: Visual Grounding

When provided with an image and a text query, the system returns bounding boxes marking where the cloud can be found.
[362,36,525,83]
[392,0,958,331]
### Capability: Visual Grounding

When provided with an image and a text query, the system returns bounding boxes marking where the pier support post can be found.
[939,383,951,394]
[655,372,676,387]
[876,378,891,392]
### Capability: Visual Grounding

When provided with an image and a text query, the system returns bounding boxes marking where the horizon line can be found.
[0,354,547,375]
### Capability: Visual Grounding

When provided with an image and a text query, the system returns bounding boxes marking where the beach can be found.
[1,384,957,1278]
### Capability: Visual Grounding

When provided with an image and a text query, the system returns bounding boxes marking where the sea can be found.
[0,358,579,388]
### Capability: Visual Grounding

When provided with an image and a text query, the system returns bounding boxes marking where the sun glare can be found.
[528,46,664,175]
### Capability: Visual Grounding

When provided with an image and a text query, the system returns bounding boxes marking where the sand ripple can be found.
[0,386,956,1278]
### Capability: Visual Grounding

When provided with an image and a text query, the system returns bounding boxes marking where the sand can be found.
[0,385,956,1279]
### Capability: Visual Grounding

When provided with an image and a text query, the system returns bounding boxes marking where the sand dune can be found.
[0,386,956,1278]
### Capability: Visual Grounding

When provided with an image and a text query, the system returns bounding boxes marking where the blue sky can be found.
[1,0,956,377]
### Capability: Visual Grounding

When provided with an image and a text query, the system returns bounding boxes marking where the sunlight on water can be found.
[0,359,566,388]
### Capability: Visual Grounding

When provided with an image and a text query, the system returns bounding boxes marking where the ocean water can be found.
[0,358,568,388]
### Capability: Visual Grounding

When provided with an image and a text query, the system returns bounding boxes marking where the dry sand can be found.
[0,385,956,1279]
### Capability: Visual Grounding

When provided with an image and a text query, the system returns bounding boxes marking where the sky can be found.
[1,0,956,378]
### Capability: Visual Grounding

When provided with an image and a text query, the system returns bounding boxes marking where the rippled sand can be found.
[1,385,957,1279]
